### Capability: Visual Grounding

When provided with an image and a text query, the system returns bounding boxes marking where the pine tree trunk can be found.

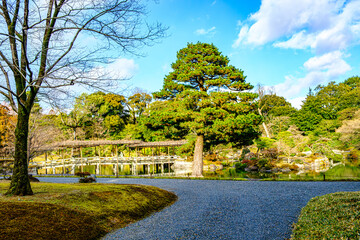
[7,106,33,196]
[192,135,204,177]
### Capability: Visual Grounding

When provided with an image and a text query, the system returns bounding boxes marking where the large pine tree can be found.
[152,42,262,177]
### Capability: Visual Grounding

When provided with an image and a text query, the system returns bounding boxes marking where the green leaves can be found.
[292,76,360,134]
[154,42,249,97]
[145,42,261,150]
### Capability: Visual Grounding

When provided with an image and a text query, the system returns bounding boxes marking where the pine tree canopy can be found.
[149,42,262,148]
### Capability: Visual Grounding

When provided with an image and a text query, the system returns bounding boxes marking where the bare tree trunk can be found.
[262,122,270,138]
[258,108,270,138]
[7,106,33,195]
[192,135,204,177]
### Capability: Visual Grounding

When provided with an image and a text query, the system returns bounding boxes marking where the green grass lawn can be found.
[291,191,360,239]
[0,181,177,240]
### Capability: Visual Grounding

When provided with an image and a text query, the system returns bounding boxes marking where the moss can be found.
[0,182,177,239]
[0,202,105,240]
[292,191,360,239]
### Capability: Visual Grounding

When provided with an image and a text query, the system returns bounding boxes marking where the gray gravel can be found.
[38,177,360,240]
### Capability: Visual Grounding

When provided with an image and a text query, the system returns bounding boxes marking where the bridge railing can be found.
[29,155,181,168]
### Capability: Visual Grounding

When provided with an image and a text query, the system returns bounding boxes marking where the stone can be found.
[249,166,258,171]
[244,152,256,161]
[281,168,291,173]
[209,164,217,172]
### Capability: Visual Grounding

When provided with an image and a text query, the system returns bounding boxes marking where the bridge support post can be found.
[96,162,100,175]
[80,147,83,172]
[161,163,164,174]
[116,145,119,177]
[45,152,48,174]
[61,149,65,176]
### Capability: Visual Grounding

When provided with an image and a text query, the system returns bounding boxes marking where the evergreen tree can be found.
[150,42,261,176]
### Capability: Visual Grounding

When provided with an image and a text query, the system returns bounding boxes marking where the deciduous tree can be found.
[0,0,166,195]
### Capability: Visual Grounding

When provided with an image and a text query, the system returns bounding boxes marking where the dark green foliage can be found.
[147,42,261,150]
[292,77,360,133]
[259,94,296,117]
[292,110,322,132]
[75,172,91,178]
[75,172,96,183]
[60,92,129,139]
[241,148,251,159]
[234,162,247,172]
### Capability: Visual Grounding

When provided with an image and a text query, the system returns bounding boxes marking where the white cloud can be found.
[288,96,306,109]
[234,0,353,48]
[90,58,139,80]
[269,51,351,99]
[195,26,216,36]
[106,58,139,79]
[303,51,351,74]
[232,25,249,48]
[211,1,216,6]
[274,30,316,49]
[234,0,359,103]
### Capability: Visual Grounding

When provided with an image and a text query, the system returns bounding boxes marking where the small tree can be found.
[127,91,152,124]
[151,42,262,177]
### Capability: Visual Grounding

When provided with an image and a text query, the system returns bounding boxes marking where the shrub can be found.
[346,149,359,166]
[75,172,96,183]
[234,162,247,172]
[241,148,250,159]
[221,161,229,167]
[260,148,279,160]
[241,159,256,166]
[79,177,96,183]
[257,158,270,168]
[327,153,343,163]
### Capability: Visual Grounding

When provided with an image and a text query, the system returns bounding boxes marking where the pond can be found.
[203,165,360,181]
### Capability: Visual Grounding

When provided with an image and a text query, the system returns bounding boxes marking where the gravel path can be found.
[38,178,360,240]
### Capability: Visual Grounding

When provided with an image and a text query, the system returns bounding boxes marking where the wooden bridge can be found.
[1,139,191,176]
[29,155,183,176]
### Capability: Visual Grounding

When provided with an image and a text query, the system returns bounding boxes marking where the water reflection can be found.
[204,165,360,181]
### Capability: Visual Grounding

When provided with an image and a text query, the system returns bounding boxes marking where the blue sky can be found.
[111,0,360,108]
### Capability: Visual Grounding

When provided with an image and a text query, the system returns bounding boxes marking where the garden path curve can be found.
[38,178,360,240]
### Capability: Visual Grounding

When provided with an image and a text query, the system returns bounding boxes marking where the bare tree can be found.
[257,84,271,138]
[0,0,166,195]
